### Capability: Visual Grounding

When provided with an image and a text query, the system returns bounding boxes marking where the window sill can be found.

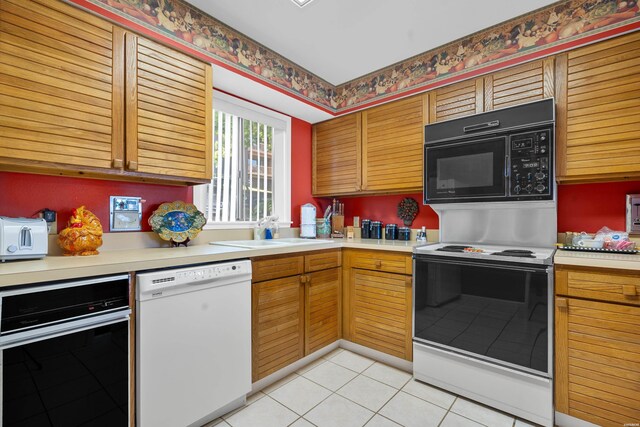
[202,221,292,230]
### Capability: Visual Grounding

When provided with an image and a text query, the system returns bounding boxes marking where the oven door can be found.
[413,254,552,377]
[424,136,507,203]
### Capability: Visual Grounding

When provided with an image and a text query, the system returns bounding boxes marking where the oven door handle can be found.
[414,256,549,274]
[0,309,130,350]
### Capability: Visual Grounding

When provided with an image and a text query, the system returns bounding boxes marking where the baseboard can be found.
[251,341,339,393]
[338,340,413,372]
[554,412,601,427]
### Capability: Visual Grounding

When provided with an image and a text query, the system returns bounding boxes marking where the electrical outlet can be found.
[626,194,640,235]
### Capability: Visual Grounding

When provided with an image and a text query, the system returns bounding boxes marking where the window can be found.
[194,91,291,228]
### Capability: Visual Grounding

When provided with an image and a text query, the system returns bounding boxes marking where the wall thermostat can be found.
[110,196,143,232]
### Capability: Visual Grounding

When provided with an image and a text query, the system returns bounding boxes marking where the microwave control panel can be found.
[509,129,552,197]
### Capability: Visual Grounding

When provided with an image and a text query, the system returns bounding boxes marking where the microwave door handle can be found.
[463,120,500,133]
[505,155,510,178]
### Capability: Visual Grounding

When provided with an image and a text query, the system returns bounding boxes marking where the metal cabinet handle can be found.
[622,285,637,297]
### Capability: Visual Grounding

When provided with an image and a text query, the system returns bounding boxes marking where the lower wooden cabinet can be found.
[348,268,412,360]
[555,266,640,427]
[252,275,304,382]
[305,268,341,355]
[252,250,341,382]
[343,249,413,361]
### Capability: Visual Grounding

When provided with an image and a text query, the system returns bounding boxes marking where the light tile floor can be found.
[205,349,539,427]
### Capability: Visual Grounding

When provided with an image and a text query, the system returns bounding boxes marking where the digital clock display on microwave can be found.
[512,139,532,149]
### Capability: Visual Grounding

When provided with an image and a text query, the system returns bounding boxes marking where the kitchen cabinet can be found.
[361,95,427,193]
[555,265,640,427]
[312,94,427,196]
[483,59,554,110]
[312,113,361,196]
[343,249,413,360]
[428,78,483,122]
[251,250,341,381]
[0,0,212,185]
[125,33,212,181]
[555,31,640,183]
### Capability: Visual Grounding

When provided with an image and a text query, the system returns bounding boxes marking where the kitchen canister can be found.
[361,219,371,239]
[370,221,383,239]
[385,224,398,240]
[316,218,331,238]
[398,227,411,241]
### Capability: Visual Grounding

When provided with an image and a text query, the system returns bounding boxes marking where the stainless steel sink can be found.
[210,238,334,249]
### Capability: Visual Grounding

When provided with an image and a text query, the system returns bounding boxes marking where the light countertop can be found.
[554,248,640,271]
[0,238,420,288]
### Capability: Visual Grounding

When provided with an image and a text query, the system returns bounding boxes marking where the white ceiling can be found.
[186,0,558,85]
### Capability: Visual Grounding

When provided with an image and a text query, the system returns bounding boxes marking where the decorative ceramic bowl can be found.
[148,201,206,246]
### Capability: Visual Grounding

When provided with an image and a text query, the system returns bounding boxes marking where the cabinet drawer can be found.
[346,249,412,275]
[252,255,304,282]
[556,266,640,305]
[305,250,341,273]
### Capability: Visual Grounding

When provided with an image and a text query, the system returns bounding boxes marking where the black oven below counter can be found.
[412,255,552,377]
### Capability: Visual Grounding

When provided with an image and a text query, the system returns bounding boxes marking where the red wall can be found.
[557,181,640,233]
[0,172,192,232]
[339,193,439,229]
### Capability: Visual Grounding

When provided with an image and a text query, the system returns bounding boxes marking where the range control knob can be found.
[525,184,533,193]
[540,147,547,154]
[540,133,546,140]
[535,172,546,180]
[536,184,546,193]
[513,185,521,195]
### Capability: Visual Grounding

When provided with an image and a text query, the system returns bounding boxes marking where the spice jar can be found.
[361,219,371,239]
[385,224,398,240]
[370,221,383,240]
[398,227,411,241]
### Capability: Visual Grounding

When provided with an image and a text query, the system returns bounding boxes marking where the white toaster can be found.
[0,217,48,262]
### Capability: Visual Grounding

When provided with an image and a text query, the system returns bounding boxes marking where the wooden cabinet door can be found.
[555,297,640,427]
[349,268,412,360]
[305,268,341,355]
[312,113,361,196]
[429,78,483,123]
[0,0,124,173]
[484,59,554,111]
[361,94,427,193]
[252,276,304,382]
[556,32,640,182]
[125,33,212,183]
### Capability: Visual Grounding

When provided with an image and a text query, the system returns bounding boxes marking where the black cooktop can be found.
[435,245,471,253]
[491,249,535,258]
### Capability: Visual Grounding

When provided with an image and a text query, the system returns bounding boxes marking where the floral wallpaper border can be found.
[73,0,640,113]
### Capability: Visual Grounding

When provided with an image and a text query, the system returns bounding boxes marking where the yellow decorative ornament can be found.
[58,206,103,256]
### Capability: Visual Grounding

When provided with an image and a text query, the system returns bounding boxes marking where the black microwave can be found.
[423,99,555,204]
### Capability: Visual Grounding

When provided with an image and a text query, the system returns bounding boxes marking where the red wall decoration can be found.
[0,172,192,233]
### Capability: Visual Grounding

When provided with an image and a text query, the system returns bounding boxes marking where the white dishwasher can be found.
[136,260,251,427]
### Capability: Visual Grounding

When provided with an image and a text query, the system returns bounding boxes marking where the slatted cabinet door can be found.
[429,78,483,122]
[349,268,413,360]
[0,0,123,171]
[125,34,212,182]
[305,268,341,354]
[312,113,362,196]
[556,32,640,182]
[555,297,640,427]
[361,94,427,193]
[252,275,305,382]
[484,59,554,110]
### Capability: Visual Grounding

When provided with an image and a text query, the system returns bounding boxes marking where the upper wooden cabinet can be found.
[312,113,361,196]
[429,78,483,122]
[0,0,212,185]
[361,95,427,193]
[312,94,427,197]
[556,31,640,183]
[0,0,123,173]
[484,59,554,110]
[125,34,212,181]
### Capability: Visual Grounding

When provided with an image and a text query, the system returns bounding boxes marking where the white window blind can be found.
[194,91,291,228]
